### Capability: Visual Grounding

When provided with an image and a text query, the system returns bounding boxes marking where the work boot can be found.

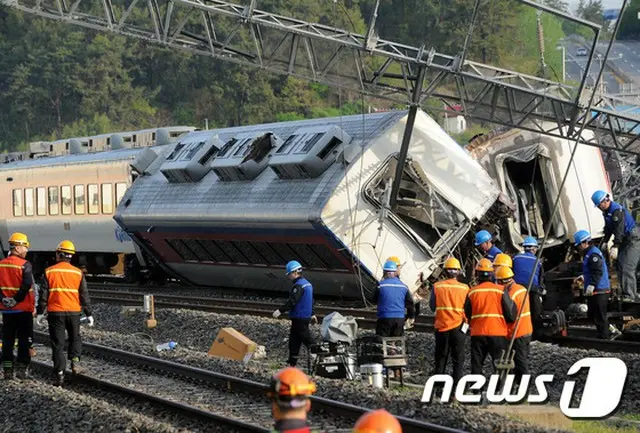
[15,363,28,380]
[71,358,82,375]
[3,366,13,380]
[54,371,64,387]
[609,325,622,340]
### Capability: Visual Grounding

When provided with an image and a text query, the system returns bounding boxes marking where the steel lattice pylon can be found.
[2,0,640,154]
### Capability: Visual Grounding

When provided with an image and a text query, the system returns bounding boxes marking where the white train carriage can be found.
[114,110,503,298]
[467,125,611,257]
[0,126,195,276]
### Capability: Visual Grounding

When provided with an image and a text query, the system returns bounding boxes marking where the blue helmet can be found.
[474,230,492,246]
[522,236,538,247]
[285,260,302,275]
[573,230,591,246]
[382,260,398,272]
[591,190,608,207]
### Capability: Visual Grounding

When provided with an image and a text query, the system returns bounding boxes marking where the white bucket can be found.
[360,363,383,388]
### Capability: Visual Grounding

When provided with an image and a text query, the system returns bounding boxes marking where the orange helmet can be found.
[443,257,461,270]
[475,258,494,273]
[493,253,512,268]
[8,232,29,248]
[495,266,514,280]
[353,409,402,433]
[56,240,76,255]
[268,367,316,408]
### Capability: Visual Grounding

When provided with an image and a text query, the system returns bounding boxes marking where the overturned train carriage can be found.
[467,125,610,261]
[114,110,502,299]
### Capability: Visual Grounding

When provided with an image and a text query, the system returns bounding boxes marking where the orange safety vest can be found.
[433,278,469,332]
[45,262,84,313]
[506,282,533,339]
[467,281,508,337]
[0,255,34,313]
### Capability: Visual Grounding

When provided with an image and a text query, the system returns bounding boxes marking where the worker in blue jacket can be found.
[372,260,415,337]
[574,230,621,340]
[512,236,545,338]
[273,261,318,367]
[475,230,502,261]
[592,190,640,302]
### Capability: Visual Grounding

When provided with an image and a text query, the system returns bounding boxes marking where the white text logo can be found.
[421,357,627,419]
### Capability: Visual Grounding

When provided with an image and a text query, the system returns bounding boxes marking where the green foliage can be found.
[617,0,640,40]
[451,124,492,147]
[0,1,573,150]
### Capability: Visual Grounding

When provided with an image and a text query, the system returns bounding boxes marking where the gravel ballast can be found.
[39,303,633,432]
[1,374,231,433]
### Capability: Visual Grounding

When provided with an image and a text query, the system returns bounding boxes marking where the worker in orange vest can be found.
[464,259,517,376]
[429,257,469,384]
[352,409,402,433]
[267,366,318,433]
[36,240,94,386]
[0,233,35,380]
[495,266,532,384]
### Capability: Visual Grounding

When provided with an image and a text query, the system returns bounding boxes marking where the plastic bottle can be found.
[156,341,177,352]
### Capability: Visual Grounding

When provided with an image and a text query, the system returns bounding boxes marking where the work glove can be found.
[35,315,46,327]
[585,285,595,296]
[310,315,318,325]
[2,297,16,308]
[87,316,95,327]
[404,318,415,329]
[610,246,619,261]
[272,310,281,319]
[574,275,584,285]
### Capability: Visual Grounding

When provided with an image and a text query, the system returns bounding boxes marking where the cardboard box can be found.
[207,327,258,364]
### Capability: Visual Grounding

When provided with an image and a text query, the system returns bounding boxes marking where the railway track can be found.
[30,330,469,433]
[87,288,640,348]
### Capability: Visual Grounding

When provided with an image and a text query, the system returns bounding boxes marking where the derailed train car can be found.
[114,110,503,298]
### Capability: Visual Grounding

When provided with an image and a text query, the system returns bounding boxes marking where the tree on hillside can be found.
[577,0,604,26]
[617,0,640,40]
[544,0,568,12]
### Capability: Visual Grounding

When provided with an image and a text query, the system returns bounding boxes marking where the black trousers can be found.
[512,335,531,382]
[376,318,405,337]
[587,293,609,339]
[470,336,506,375]
[617,236,640,300]
[288,318,315,367]
[434,324,466,383]
[48,313,82,373]
[2,312,33,366]
[529,291,543,339]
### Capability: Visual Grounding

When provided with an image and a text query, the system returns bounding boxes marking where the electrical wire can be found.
[498,0,629,382]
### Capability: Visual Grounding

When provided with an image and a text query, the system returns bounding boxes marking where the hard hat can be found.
[268,367,316,407]
[56,240,76,255]
[522,236,538,248]
[386,256,402,267]
[474,230,492,246]
[574,230,591,246]
[352,409,402,433]
[494,253,512,268]
[382,260,398,272]
[443,257,461,270]
[495,266,514,280]
[475,258,494,273]
[8,232,29,248]
[285,260,302,275]
[591,190,608,207]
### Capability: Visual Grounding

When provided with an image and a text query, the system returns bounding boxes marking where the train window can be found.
[24,188,34,216]
[12,189,22,217]
[48,186,59,215]
[61,186,72,215]
[88,184,99,214]
[101,183,113,214]
[116,183,127,205]
[36,187,46,216]
[74,185,85,215]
